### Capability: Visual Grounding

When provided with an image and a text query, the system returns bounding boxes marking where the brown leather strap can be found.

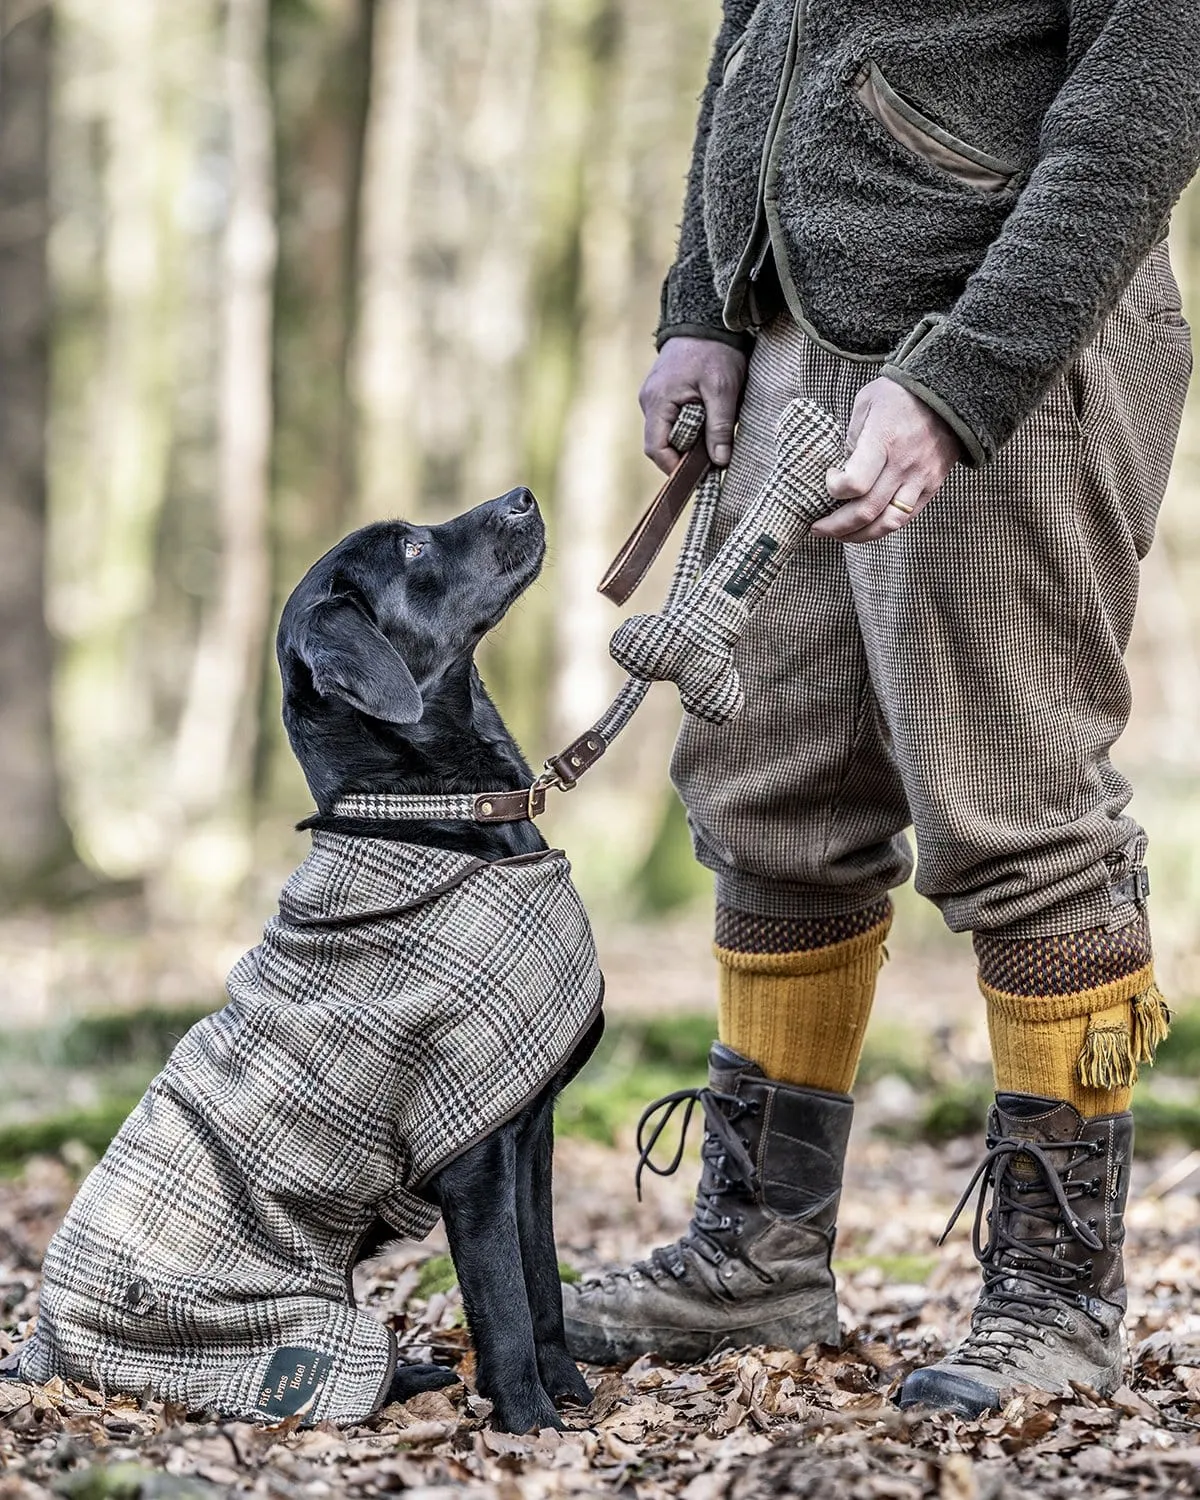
[597,438,712,605]
[473,783,549,823]
[544,730,608,790]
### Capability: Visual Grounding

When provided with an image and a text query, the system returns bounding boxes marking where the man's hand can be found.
[811,377,962,543]
[640,337,748,474]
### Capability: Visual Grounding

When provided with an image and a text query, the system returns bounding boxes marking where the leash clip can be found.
[527,773,558,820]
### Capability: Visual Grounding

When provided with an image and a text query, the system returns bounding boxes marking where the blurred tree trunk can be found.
[168,0,276,893]
[0,0,75,896]
[353,0,422,522]
[544,0,631,751]
[50,0,198,880]
[262,0,379,814]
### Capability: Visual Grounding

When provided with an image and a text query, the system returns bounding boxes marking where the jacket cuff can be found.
[656,321,755,355]
[883,314,1025,469]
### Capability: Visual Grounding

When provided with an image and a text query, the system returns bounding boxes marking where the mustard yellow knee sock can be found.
[714,901,892,1094]
[975,917,1169,1117]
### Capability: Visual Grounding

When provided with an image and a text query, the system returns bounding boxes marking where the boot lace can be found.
[583,1087,761,1287]
[939,1134,1108,1372]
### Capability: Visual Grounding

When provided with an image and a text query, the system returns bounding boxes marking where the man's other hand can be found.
[640,337,748,474]
[812,377,962,543]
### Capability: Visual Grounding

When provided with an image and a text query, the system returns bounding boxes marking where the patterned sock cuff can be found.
[973,913,1152,996]
[980,962,1156,1024]
[715,898,893,955]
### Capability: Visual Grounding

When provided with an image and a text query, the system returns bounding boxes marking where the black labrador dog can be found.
[277,489,601,1433]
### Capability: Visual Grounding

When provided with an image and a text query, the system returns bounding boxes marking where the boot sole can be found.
[897,1368,997,1418]
[898,1354,1124,1418]
[564,1305,840,1367]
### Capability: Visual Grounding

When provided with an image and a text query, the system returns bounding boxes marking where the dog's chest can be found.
[221,833,603,1197]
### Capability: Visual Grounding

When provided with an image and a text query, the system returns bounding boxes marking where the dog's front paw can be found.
[387,1362,461,1403]
[538,1345,592,1408]
[490,1384,563,1434]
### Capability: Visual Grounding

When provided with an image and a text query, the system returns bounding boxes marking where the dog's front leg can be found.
[516,1093,592,1408]
[431,1125,560,1433]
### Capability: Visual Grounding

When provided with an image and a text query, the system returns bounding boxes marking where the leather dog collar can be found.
[330,722,612,826]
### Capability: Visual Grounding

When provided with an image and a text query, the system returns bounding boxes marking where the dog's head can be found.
[277,489,545,808]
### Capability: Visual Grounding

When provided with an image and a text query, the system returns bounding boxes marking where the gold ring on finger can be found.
[888,497,916,515]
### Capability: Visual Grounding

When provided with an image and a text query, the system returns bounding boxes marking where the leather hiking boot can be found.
[900,1093,1131,1417]
[562,1043,853,1365]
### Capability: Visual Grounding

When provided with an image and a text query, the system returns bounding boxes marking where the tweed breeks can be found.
[672,244,1192,936]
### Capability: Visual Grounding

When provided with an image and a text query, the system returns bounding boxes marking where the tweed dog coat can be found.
[20,833,603,1424]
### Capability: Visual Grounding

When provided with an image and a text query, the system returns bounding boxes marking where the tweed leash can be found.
[332,399,845,826]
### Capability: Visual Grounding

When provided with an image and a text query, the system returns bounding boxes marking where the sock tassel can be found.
[1132,984,1171,1065]
[1077,1022,1138,1091]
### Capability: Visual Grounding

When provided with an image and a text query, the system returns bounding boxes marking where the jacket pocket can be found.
[852,60,1015,193]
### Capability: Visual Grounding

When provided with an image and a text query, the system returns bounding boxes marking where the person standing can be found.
[563,0,1200,1415]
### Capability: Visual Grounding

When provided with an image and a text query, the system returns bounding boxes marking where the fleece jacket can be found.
[658,0,1200,464]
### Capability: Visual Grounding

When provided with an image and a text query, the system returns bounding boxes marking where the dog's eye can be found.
[404,541,425,560]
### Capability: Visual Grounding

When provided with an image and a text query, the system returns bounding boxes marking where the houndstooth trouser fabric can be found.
[672,244,1193,937]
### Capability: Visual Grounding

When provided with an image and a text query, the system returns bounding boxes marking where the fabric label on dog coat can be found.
[257,1348,334,1418]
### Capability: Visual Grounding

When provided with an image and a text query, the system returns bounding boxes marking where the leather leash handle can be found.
[597,438,712,606]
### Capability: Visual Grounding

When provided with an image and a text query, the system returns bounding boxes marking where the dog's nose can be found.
[501,487,537,518]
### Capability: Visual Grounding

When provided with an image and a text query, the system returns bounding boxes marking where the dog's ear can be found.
[295,596,423,724]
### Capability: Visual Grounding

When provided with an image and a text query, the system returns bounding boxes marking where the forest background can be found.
[2,0,1199,1044]
[8,7,1200,1490]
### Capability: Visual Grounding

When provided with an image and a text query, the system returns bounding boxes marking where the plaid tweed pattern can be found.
[974,912,1153,996]
[715,898,893,955]
[672,243,1192,936]
[21,834,602,1425]
[609,401,844,724]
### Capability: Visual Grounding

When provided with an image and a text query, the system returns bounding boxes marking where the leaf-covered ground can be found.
[5,908,1200,1495]
[5,1120,1200,1499]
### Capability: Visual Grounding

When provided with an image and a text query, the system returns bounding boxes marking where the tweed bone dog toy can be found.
[608,398,845,723]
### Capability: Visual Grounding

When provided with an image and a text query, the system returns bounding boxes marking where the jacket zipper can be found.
[727,0,807,321]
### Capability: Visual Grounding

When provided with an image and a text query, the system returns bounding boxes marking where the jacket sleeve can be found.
[883,0,1200,466]
[656,6,759,353]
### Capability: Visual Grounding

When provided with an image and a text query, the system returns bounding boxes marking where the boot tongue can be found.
[991,1094,1085,1185]
[993,1093,1085,1142]
[707,1042,764,1095]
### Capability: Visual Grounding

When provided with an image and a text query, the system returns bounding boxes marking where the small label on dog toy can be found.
[256,1346,334,1418]
[724,534,778,598]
